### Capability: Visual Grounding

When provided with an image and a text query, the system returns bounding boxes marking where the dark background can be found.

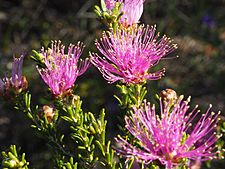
[0,0,225,168]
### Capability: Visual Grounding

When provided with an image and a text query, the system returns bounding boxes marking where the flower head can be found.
[90,25,177,84]
[105,0,144,25]
[0,55,28,96]
[116,96,221,169]
[37,41,89,97]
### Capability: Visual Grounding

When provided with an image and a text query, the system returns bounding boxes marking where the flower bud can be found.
[21,76,28,91]
[39,105,55,123]
[0,55,28,98]
[159,88,177,103]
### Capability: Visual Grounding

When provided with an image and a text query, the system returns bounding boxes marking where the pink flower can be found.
[105,0,119,10]
[37,41,89,97]
[0,55,28,96]
[90,25,177,84]
[105,0,144,25]
[116,96,221,169]
[10,55,25,89]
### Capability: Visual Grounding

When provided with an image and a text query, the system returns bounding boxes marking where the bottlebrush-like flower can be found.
[0,55,28,96]
[37,41,89,97]
[116,96,221,169]
[90,25,177,84]
[105,0,144,25]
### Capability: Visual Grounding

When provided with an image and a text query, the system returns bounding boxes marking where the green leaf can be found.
[100,0,107,11]
[95,140,105,156]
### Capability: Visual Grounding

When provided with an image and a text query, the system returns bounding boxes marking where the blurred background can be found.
[0,0,225,168]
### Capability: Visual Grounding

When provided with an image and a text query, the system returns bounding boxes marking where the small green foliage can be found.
[145,161,162,169]
[30,50,45,68]
[14,92,71,168]
[148,164,160,169]
[94,0,123,30]
[58,95,118,168]
[169,165,188,169]
[115,83,147,109]
[58,157,78,169]
[216,121,225,160]
[1,145,29,169]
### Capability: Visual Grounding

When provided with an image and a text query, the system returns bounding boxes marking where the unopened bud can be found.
[71,94,79,105]
[21,76,28,91]
[160,89,177,103]
[42,105,54,123]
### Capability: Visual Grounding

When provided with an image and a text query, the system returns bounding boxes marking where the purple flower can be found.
[116,96,221,169]
[105,0,145,25]
[90,25,177,84]
[37,41,89,97]
[11,55,24,88]
[0,55,28,96]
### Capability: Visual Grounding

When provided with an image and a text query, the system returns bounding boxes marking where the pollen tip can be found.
[180,95,184,99]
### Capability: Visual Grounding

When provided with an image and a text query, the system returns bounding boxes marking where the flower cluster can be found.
[0,1,223,169]
[37,41,89,97]
[116,96,221,169]
[91,25,177,84]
